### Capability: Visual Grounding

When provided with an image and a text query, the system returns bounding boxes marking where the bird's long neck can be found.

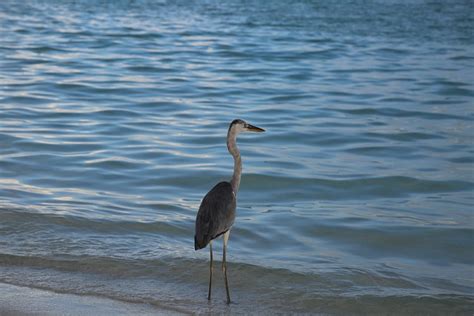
[227,128,242,194]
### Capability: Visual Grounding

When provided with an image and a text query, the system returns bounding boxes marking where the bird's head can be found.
[228,119,265,135]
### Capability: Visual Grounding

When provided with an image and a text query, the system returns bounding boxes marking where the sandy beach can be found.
[0,282,184,316]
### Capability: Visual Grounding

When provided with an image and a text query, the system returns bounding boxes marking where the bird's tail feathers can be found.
[194,235,207,250]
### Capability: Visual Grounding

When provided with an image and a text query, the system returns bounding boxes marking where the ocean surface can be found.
[1,0,473,314]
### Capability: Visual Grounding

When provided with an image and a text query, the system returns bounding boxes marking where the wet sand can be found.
[0,282,185,316]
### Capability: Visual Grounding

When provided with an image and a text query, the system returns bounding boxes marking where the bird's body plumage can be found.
[194,181,236,250]
[194,119,264,304]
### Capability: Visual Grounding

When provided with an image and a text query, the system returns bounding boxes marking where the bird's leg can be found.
[208,240,213,300]
[223,230,231,304]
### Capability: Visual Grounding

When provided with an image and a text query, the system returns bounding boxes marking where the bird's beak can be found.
[246,123,265,132]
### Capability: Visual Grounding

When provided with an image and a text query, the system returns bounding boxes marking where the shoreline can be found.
[0,282,185,316]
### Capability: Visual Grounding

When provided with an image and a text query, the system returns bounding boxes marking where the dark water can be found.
[1,0,473,314]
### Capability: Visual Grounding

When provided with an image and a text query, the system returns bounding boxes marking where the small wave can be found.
[101,32,163,39]
[12,139,103,153]
[363,131,443,142]
[449,156,474,164]
[126,65,177,73]
[0,95,53,105]
[0,253,472,315]
[90,109,142,118]
[28,45,68,54]
[436,87,474,97]
[51,83,143,96]
[331,107,468,121]
[0,209,188,236]
[307,224,474,265]
[241,174,473,200]
[370,47,412,56]
[344,145,421,157]
[449,55,474,61]
[84,157,149,170]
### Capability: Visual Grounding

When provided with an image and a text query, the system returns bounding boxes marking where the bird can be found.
[194,119,265,304]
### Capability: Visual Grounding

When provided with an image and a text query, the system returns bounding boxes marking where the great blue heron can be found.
[194,119,265,304]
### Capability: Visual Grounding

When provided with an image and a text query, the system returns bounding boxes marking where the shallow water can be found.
[1,0,473,314]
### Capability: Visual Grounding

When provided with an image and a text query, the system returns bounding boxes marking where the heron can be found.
[194,119,265,304]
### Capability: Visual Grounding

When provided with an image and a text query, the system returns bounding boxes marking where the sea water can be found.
[0,0,473,314]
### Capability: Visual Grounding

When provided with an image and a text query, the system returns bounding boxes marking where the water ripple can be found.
[1,0,473,313]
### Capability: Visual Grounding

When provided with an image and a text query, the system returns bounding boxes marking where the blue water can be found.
[1,0,473,314]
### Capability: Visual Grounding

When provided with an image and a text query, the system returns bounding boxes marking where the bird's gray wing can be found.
[194,181,236,250]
